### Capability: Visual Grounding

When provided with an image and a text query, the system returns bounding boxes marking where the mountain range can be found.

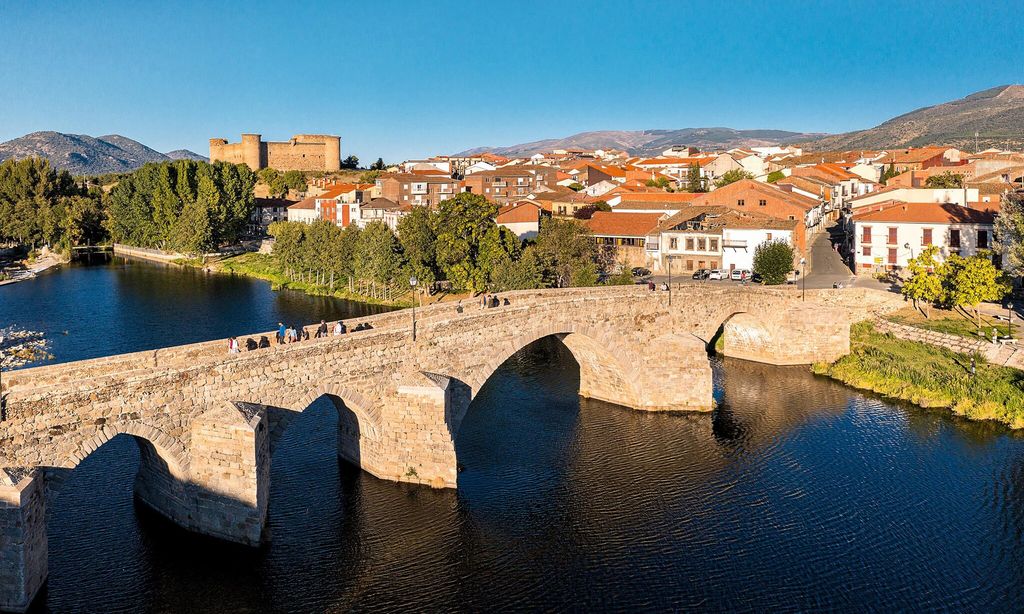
[0,131,206,176]
[455,128,820,158]
[458,85,1024,157]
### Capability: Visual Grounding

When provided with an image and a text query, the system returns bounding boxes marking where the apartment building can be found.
[376,173,460,208]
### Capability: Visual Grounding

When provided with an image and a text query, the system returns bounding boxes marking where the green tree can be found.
[686,163,707,193]
[941,252,1010,327]
[489,245,544,291]
[567,182,584,192]
[572,202,611,219]
[258,168,286,197]
[880,163,900,184]
[59,194,107,249]
[645,176,671,190]
[534,217,598,287]
[355,221,405,284]
[282,170,307,194]
[995,191,1024,275]
[753,239,795,285]
[431,193,506,291]
[370,158,387,171]
[714,169,754,189]
[359,170,382,184]
[397,205,438,287]
[901,245,943,317]
[0,157,90,250]
[341,155,360,169]
[766,170,785,184]
[924,171,965,188]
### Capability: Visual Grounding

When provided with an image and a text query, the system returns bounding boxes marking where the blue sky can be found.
[2,0,1023,161]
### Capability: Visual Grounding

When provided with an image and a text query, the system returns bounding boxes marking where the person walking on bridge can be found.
[316,320,328,338]
[277,322,286,345]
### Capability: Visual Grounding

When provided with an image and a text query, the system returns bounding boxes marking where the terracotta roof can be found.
[616,192,701,203]
[852,200,994,224]
[880,147,953,164]
[255,197,298,208]
[655,206,797,233]
[497,201,542,223]
[693,179,818,211]
[288,196,317,210]
[362,197,402,211]
[584,211,664,237]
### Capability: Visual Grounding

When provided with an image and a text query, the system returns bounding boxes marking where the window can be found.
[863,245,871,257]
[862,226,871,243]
[888,227,898,244]
[888,248,897,264]
[758,199,766,207]
[697,237,706,251]
[949,229,960,249]
[709,238,719,251]
[789,215,795,220]
[686,259,693,271]
[766,233,773,241]
[710,260,718,269]
[978,229,989,249]
[737,199,745,207]
[922,228,932,246]
[686,238,694,250]
[669,237,678,249]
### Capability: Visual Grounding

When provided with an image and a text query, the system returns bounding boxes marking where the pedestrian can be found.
[302,327,310,341]
[480,293,488,310]
[648,280,655,291]
[288,325,298,343]
[228,337,239,354]
[491,294,499,308]
[333,320,344,336]
[316,319,328,338]
[277,322,286,345]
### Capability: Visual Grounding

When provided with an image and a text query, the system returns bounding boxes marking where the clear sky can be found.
[2,0,1023,162]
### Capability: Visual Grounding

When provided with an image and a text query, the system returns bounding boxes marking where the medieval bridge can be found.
[0,284,900,611]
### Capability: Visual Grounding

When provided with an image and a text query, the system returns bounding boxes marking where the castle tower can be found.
[323,135,341,172]
[241,134,263,170]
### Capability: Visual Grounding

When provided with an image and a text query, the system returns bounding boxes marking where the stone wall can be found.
[0,469,45,614]
[872,317,1024,369]
[209,134,341,172]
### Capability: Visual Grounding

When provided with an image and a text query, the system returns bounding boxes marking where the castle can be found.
[209,133,341,172]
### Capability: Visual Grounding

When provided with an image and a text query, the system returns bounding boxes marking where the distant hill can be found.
[456,127,823,158]
[0,131,204,175]
[165,149,208,162]
[806,85,1024,151]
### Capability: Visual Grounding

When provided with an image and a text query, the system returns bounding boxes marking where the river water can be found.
[5,261,1024,612]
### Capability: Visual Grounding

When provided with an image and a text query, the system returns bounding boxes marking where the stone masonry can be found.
[0,285,901,612]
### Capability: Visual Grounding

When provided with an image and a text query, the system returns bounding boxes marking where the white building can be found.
[851,200,996,271]
[849,187,980,210]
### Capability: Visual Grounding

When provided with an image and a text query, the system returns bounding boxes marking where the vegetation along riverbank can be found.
[813,321,1024,429]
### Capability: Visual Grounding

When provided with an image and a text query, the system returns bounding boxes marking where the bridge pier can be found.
[723,308,850,365]
[0,469,46,614]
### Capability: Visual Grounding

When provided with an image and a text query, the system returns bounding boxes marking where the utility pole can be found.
[668,257,672,306]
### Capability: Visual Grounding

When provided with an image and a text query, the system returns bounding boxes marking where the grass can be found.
[214,252,412,307]
[813,321,1024,428]
[887,305,1011,339]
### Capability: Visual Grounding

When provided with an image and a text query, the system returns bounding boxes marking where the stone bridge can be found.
[0,285,900,611]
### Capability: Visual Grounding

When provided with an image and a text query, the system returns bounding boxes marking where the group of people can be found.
[227,318,375,354]
[479,293,503,309]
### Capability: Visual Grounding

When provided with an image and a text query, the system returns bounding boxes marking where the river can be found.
[4,260,1024,612]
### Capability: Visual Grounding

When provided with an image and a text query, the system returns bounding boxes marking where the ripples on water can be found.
[31,338,1024,612]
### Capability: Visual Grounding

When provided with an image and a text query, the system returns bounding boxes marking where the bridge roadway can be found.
[0,284,901,612]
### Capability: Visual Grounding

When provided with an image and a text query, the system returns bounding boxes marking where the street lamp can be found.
[800,257,806,301]
[667,256,672,306]
[904,242,913,261]
[1009,301,1015,339]
[409,276,418,341]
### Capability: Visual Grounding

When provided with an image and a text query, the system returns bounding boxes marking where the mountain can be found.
[455,127,823,158]
[0,131,204,175]
[807,85,1024,151]
[165,149,208,162]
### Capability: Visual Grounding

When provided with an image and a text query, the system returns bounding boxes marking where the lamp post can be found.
[1009,301,1015,339]
[904,242,913,262]
[668,256,672,306]
[409,276,418,341]
[800,257,806,301]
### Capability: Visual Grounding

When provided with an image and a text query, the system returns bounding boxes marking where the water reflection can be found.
[28,335,1024,612]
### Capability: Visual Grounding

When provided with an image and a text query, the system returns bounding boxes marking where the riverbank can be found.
[813,321,1024,428]
[214,252,413,307]
[0,252,66,286]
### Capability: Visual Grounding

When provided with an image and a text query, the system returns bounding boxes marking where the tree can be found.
[753,240,795,285]
[354,221,405,284]
[534,217,598,287]
[282,170,307,194]
[995,191,1024,275]
[397,205,438,287]
[258,168,286,197]
[924,171,964,188]
[901,245,943,317]
[714,169,754,189]
[359,170,382,184]
[645,176,671,190]
[766,170,785,184]
[489,246,544,291]
[572,202,611,219]
[59,194,107,249]
[940,252,1009,327]
[686,163,707,193]
[341,155,360,169]
[431,193,505,291]
[370,158,387,171]
[567,182,584,192]
[0,157,94,250]
[880,163,900,184]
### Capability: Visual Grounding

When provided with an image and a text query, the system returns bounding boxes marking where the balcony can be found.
[492,181,507,188]
[723,239,748,249]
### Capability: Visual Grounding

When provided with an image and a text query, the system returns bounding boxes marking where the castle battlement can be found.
[209,133,341,172]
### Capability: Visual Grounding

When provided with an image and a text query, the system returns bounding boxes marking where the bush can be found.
[753,240,794,285]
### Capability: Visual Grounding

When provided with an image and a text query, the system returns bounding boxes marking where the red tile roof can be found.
[852,200,994,224]
[584,211,664,237]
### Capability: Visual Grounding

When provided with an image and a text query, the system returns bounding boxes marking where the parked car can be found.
[751,272,763,284]
[708,269,726,280]
[692,268,709,280]
[631,267,652,278]
[730,269,752,281]
[786,270,801,284]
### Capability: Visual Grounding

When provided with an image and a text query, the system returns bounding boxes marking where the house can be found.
[849,187,980,210]
[360,198,409,231]
[286,196,318,224]
[645,207,798,273]
[851,200,996,271]
[530,186,592,217]
[497,201,545,241]
[607,191,702,214]
[687,179,822,255]
[463,161,497,175]
[376,173,460,208]
[583,211,664,268]
[250,197,295,235]
[463,166,557,203]
[879,147,963,172]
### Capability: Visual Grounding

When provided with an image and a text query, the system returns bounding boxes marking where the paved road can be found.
[803,228,855,289]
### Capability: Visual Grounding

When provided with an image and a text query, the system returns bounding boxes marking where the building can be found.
[583,211,664,268]
[376,173,460,208]
[849,187,980,210]
[645,207,797,273]
[878,147,962,172]
[250,197,296,235]
[851,200,995,271]
[497,201,545,240]
[360,198,409,231]
[286,196,318,224]
[209,133,341,171]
